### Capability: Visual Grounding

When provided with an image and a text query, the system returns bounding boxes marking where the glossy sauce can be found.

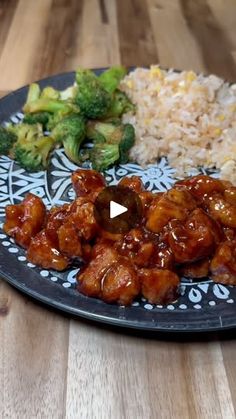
[3,171,236,306]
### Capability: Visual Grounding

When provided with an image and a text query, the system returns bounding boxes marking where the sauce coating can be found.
[3,170,236,306]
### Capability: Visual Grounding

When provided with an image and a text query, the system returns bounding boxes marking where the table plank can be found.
[0,0,53,90]
[0,0,18,57]
[1,1,236,418]
[148,0,206,72]
[0,280,69,418]
[116,0,158,67]
[65,324,236,418]
[70,0,120,69]
[179,0,236,80]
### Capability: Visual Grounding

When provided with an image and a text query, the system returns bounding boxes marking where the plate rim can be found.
[1,68,236,333]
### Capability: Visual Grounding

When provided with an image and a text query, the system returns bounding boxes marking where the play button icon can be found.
[94,185,142,234]
[110,201,128,219]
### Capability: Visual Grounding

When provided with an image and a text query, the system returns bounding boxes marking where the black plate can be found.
[0,70,236,332]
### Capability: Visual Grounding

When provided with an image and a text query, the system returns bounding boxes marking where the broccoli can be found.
[118,123,135,163]
[86,121,118,143]
[40,85,77,101]
[12,124,56,171]
[106,90,135,118]
[75,69,111,119]
[86,120,135,163]
[23,97,77,115]
[23,112,51,129]
[60,85,77,101]
[86,120,135,169]
[23,97,80,132]
[25,83,41,106]
[41,86,60,100]
[0,125,17,155]
[99,66,127,94]
[51,114,86,163]
[90,143,120,171]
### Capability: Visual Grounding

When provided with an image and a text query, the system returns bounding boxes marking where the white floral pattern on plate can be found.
[0,112,235,311]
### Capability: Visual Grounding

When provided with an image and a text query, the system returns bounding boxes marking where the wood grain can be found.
[0,0,18,57]
[148,0,206,72]
[1,1,236,418]
[116,0,158,67]
[180,0,236,80]
[0,281,69,419]
[0,0,52,90]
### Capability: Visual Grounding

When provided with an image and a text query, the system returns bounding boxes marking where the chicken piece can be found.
[3,193,46,248]
[81,243,93,261]
[115,228,155,267]
[168,208,223,263]
[77,244,119,298]
[138,191,156,213]
[204,193,236,228]
[98,230,123,242]
[45,203,72,246]
[27,230,69,271]
[70,197,99,241]
[57,222,82,258]
[77,244,140,305]
[139,268,179,304]
[223,227,236,241]
[119,175,144,193]
[224,186,236,205]
[101,262,140,305]
[179,258,210,279]
[210,240,236,285]
[152,241,174,270]
[71,169,106,201]
[176,175,224,200]
[146,189,196,233]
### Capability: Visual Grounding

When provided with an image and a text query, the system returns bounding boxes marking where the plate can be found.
[0,70,236,332]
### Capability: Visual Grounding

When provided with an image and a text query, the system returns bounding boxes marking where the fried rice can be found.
[120,66,236,183]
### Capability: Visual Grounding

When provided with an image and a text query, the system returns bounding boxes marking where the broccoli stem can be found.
[25,83,41,105]
[23,98,73,114]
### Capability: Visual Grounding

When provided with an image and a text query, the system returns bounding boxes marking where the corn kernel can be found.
[186,71,197,82]
[217,114,225,121]
[150,67,163,78]
[214,128,222,136]
[126,80,134,89]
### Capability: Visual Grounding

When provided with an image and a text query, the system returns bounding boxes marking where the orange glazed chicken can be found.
[3,169,236,306]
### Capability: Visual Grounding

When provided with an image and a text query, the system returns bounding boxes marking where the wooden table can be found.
[1,1,236,417]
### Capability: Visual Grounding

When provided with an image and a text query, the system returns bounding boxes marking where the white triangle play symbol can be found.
[110,200,128,219]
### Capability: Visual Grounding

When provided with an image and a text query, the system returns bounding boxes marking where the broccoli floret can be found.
[87,120,135,168]
[99,66,127,94]
[118,124,135,163]
[15,136,55,172]
[41,86,60,100]
[86,120,135,163]
[106,90,135,118]
[90,143,120,171]
[86,121,118,143]
[23,112,51,129]
[75,69,111,119]
[25,83,41,106]
[13,124,56,171]
[23,98,80,132]
[51,114,86,163]
[0,125,17,155]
